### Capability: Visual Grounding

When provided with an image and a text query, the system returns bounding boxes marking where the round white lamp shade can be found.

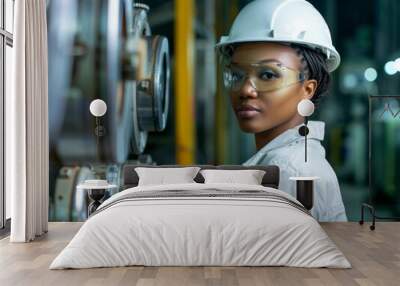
[90,99,107,117]
[297,99,314,117]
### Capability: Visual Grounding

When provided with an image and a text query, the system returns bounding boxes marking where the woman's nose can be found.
[239,78,258,99]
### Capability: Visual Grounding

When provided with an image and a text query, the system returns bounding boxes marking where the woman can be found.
[216,0,347,221]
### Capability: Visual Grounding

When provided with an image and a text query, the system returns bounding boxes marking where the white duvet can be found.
[50,183,351,269]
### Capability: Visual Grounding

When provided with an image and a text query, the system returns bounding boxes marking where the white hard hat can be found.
[216,0,340,72]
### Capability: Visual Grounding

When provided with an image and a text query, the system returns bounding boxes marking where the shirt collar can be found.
[255,120,325,154]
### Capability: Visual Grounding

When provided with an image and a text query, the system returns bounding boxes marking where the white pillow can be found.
[200,169,266,185]
[135,167,201,186]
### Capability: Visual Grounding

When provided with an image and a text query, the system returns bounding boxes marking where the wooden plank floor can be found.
[0,222,399,286]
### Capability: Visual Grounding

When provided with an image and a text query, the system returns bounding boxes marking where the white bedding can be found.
[50,183,351,269]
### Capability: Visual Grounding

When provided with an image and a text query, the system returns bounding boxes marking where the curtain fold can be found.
[9,0,49,242]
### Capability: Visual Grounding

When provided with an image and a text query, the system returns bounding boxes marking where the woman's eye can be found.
[259,70,279,80]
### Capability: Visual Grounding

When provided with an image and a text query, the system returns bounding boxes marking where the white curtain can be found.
[7,0,49,242]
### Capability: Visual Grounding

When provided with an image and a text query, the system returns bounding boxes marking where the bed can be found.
[49,164,351,269]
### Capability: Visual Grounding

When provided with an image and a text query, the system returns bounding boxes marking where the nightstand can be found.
[289,177,319,210]
[77,181,118,216]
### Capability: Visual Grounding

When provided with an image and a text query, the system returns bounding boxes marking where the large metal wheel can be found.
[48,0,171,163]
[137,35,170,132]
[129,3,151,155]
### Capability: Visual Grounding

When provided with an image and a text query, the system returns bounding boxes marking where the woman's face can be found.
[229,42,312,133]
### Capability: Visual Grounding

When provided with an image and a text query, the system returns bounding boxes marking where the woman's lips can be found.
[235,106,262,119]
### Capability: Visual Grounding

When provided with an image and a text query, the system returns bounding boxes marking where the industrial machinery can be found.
[47,0,170,220]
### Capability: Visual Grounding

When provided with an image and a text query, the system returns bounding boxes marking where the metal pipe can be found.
[214,0,238,164]
[174,0,195,164]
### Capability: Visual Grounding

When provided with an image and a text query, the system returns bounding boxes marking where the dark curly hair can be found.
[289,43,331,108]
[217,42,331,108]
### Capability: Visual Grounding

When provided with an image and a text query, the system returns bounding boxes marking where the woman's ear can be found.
[302,79,318,100]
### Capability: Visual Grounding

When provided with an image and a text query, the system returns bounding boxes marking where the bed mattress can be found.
[50,183,351,269]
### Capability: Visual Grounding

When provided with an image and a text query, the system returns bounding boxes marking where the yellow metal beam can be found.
[175,0,195,164]
[214,0,238,164]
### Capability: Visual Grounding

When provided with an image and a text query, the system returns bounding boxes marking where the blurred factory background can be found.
[45,0,400,221]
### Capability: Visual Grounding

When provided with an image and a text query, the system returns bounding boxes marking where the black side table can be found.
[289,177,319,210]
[77,182,117,216]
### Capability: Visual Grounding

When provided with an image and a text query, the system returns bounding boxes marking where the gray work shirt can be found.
[242,120,347,222]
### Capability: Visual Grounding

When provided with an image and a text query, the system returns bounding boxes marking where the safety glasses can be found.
[223,61,305,92]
